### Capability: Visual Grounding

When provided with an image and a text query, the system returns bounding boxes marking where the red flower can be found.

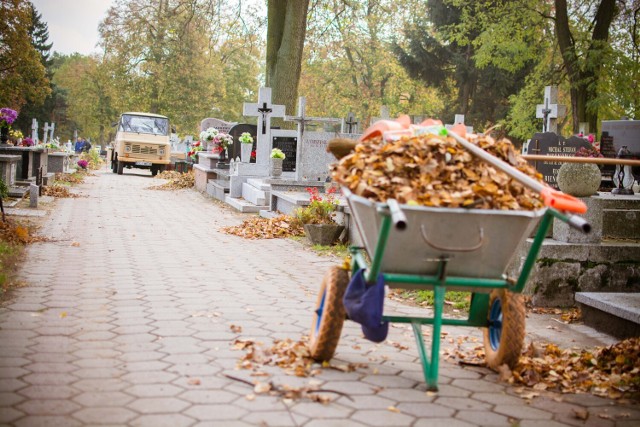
[250,150,256,159]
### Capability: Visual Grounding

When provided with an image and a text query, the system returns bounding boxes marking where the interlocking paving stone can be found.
[494,403,554,420]
[413,419,475,427]
[1,171,638,426]
[455,409,512,426]
[350,408,416,426]
[72,407,138,424]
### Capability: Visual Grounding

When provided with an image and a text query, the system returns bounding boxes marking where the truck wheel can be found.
[111,158,117,173]
[482,289,525,370]
[117,160,124,175]
[151,166,158,176]
[309,266,349,361]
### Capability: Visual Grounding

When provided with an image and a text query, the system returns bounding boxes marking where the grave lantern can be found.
[612,146,635,195]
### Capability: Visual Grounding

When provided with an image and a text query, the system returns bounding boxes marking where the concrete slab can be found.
[575,292,640,324]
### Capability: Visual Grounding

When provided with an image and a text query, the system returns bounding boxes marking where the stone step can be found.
[8,186,29,198]
[225,196,268,213]
[603,208,640,240]
[270,190,310,216]
[242,182,267,206]
[206,180,228,202]
[575,292,640,339]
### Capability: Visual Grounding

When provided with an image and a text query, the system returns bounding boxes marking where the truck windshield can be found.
[119,115,169,136]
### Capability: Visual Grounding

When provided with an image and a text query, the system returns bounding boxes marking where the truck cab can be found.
[111,112,171,176]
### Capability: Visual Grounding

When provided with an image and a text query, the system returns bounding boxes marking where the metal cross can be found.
[257,102,272,135]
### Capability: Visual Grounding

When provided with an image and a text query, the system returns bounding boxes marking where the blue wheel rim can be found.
[315,288,327,336]
[488,297,503,350]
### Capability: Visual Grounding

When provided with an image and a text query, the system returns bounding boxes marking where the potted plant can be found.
[557,134,603,197]
[239,132,254,163]
[294,186,345,246]
[270,148,286,177]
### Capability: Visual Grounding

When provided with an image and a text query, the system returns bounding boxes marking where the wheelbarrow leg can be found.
[411,284,445,391]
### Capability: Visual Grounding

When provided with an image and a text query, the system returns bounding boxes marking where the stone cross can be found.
[42,123,50,145]
[284,97,341,135]
[535,86,566,133]
[445,114,473,133]
[285,97,341,181]
[380,105,390,120]
[342,112,359,134]
[242,87,286,166]
[48,122,55,141]
[31,118,38,143]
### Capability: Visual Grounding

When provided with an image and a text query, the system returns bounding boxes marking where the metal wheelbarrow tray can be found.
[308,187,588,391]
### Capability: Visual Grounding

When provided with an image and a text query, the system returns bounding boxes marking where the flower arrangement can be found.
[199,127,218,142]
[212,132,233,153]
[77,159,88,169]
[271,148,286,159]
[575,133,603,158]
[187,141,203,162]
[9,129,23,140]
[239,132,253,144]
[21,137,34,147]
[294,186,340,225]
[0,108,17,128]
[251,150,256,160]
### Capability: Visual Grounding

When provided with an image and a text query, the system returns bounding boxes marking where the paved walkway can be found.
[0,169,638,426]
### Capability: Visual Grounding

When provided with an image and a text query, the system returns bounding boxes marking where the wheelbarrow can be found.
[310,127,590,391]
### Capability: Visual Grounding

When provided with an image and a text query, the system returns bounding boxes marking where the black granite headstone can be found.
[272,136,297,172]
[228,124,257,163]
[528,132,593,188]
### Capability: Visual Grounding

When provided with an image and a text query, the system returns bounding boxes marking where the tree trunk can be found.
[555,0,616,133]
[266,0,310,116]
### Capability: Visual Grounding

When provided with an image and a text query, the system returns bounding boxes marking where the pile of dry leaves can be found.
[148,171,194,190]
[332,134,545,210]
[54,172,85,185]
[447,336,639,399]
[42,185,80,198]
[221,215,304,239]
[509,338,640,399]
[0,218,46,244]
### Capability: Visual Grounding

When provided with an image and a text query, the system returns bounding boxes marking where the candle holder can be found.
[612,146,634,195]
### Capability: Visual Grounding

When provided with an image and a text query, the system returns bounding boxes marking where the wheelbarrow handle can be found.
[386,199,407,230]
[539,188,587,214]
[566,215,591,233]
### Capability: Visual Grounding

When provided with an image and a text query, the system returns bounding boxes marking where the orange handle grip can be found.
[540,188,587,214]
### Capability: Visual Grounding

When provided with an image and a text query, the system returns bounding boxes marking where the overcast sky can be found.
[31,0,114,55]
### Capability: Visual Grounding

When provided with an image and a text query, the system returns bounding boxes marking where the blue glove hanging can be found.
[343,268,389,343]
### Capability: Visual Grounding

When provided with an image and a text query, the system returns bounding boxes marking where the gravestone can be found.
[228,123,257,162]
[371,105,391,124]
[42,123,50,145]
[535,86,567,133]
[601,120,640,157]
[200,117,237,134]
[528,132,593,188]
[0,155,20,186]
[284,97,341,181]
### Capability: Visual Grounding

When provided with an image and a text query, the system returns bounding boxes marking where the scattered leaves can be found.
[230,324,243,333]
[54,172,85,185]
[221,215,304,239]
[42,184,81,198]
[148,171,195,190]
[332,134,545,210]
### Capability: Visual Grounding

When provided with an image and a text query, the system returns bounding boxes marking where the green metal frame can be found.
[348,207,562,391]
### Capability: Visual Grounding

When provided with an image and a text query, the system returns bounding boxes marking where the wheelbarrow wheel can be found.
[309,266,349,361]
[482,288,525,370]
